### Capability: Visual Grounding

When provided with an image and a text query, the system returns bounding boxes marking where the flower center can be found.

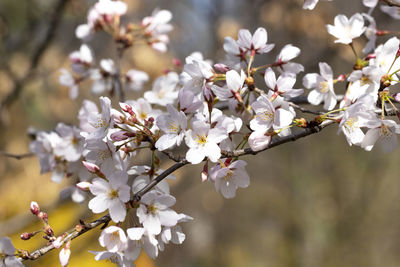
[223,170,233,181]
[258,111,274,121]
[108,189,119,199]
[97,150,110,161]
[344,117,358,132]
[168,122,180,133]
[139,112,147,120]
[148,204,158,214]
[196,134,208,145]
[319,81,329,93]
[94,118,107,128]
[380,125,392,138]
[361,76,371,86]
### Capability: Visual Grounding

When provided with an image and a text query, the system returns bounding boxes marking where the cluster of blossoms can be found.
[3,0,400,266]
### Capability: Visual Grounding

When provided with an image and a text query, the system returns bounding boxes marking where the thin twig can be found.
[381,0,400,7]
[0,151,34,160]
[0,0,69,111]
[114,46,126,102]
[221,120,336,158]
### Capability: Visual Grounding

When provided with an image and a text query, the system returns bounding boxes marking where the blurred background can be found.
[1,0,400,266]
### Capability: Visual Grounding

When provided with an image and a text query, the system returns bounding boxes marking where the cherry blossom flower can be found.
[88,170,130,222]
[210,160,250,199]
[142,9,173,52]
[59,69,79,99]
[82,96,112,140]
[59,246,71,267]
[155,105,187,151]
[237,27,275,54]
[99,226,128,252]
[264,68,303,99]
[274,44,304,74]
[338,96,377,146]
[381,4,400,20]
[248,130,271,151]
[361,118,400,152]
[136,191,180,235]
[177,89,202,114]
[211,69,246,101]
[0,236,24,267]
[185,120,228,164]
[370,37,400,74]
[303,62,337,110]
[75,0,127,40]
[181,59,214,93]
[126,227,159,259]
[91,250,133,267]
[90,59,116,95]
[125,69,149,91]
[54,123,84,162]
[69,44,93,74]
[159,213,193,247]
[250,95,294,132]
[144,72,179,106]
[326,13,365,44]
[124,98,162,124]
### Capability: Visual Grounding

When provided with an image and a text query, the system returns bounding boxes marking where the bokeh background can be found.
[1,0,400,266]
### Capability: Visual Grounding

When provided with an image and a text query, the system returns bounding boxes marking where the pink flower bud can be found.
[30,201,40,215]
[110,130,135,141]
[337,74,346,82]
[119,103,135,116]
[20,232,33,240]
[44,225,54,236]
[365,53,376,60]
[82,161,100,174]
[172,58,182,67]
[76,181,91,191]
[201,162,208,182]
[59,246,71,267]
[214,63,230,73]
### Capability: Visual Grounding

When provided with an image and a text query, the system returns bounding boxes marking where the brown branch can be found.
[380,0,400,7]
[114,46,126,102]
[0,151,33,160]
[221,120,336,158]
[0,0,69,111]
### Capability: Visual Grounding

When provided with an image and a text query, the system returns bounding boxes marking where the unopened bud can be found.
[110,130,135,141]
[376,30,389,36]
[396,44,400,58]
[119,103,136,116]
[337,74,346,82]
[59,246,71,267]
[20,232,34,240]
[44,225,54,236]
[172,58,182,67]
[82,161,100,173]
[365,53,376,60]
[30,201,40,215]
[76,181,91,191]
[214,63,230,73]
[201,162,208,182]
[294,118,308,128]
